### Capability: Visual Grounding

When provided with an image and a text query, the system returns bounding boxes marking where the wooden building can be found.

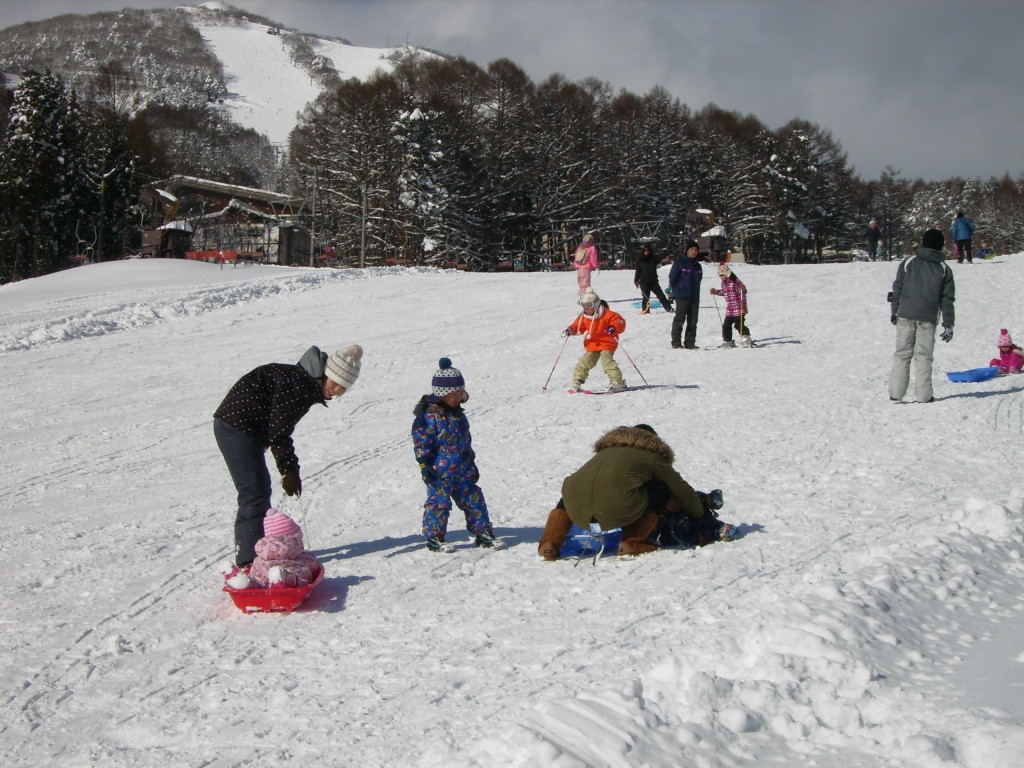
[138,176,309,265]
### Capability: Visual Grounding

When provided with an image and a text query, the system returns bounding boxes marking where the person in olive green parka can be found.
[539,424,707,558]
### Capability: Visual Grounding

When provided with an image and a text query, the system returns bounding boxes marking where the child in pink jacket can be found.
[989,329,1024,374]
[572,232,600,298]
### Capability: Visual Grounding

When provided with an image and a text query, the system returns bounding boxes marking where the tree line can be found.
[2,52,1022,282]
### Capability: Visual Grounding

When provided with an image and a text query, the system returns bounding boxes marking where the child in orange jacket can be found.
[562,288,627,392]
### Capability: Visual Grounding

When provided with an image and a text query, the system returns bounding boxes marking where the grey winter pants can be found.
[214,418,272,566]
[888,318,937,402]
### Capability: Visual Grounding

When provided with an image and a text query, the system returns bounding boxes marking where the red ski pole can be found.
[542,333,571,391]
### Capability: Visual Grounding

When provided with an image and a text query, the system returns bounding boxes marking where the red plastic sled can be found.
[224,564,324,613]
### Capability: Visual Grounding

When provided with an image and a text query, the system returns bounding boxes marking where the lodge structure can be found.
[138,176,310,265]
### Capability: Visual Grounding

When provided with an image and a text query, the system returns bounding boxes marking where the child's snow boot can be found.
[426,535,455,553]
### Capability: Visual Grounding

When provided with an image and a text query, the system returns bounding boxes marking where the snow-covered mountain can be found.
[0,1,436,146]
[182,2,426,146]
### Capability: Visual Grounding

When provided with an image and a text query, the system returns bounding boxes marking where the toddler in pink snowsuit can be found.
[246,509,319,588]
[989,329,1024,374]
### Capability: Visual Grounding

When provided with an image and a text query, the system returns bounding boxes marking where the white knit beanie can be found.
[326,344,363,389]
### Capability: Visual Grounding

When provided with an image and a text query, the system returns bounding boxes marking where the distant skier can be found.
[412,358,503,552]
[709,263,752,347]
[562,288,627,392]
[633,243,672,314]
[572,231,600,299]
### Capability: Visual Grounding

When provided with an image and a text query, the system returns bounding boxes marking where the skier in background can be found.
[710,263,752,347]
[633,243,672,314]
[562,287,627,393]
[572,231,600,299]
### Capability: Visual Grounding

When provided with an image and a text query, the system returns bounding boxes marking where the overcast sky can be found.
[3,0,1022,182]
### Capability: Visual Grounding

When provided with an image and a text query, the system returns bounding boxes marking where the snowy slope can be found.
[192,13,399,146]
[2,257,1024,767]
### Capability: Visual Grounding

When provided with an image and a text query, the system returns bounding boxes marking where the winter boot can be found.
[475,529,506,549]
[619,510,658,555]
[426,535,455,553]
[607,381,627,392]
[538,505,573,560]
[720,340,736,348]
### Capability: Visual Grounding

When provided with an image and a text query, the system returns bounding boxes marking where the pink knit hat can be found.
[997,329,1013,347]
[263,508,300,538]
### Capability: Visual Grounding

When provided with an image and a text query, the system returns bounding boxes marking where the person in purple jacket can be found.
[668,240,704,349]
[214,344,362,568]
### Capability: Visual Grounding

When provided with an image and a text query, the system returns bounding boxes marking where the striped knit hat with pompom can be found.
[431,358,465,397]
[326,344,363,389]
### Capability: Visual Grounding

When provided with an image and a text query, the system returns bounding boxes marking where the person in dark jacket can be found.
[888,229,955,403]
[668,240,703,348]
[633,244,672,314]
[863,219,884,261]
[214,344,363,567]
[537,425,734,559]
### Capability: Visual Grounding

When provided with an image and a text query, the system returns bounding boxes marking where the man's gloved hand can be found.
[940,326,954,343]
[890,314,897,325]
[419,463,437,484]
[561,327,574,338]
[281,473,302,497]
[606,326,617,335]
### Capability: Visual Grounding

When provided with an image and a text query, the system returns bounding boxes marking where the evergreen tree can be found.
[0,70,90,281]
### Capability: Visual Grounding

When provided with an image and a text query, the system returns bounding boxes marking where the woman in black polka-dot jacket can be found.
[214,344,362,567]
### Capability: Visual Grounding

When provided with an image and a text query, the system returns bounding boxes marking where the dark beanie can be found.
[922,228,944,251]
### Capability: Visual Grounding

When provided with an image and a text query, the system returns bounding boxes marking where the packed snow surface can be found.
[2,256,1024,767]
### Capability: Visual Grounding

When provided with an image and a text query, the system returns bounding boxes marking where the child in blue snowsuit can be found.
[411,358,503,552]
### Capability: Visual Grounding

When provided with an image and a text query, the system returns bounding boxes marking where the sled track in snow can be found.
[991,386,1024,433]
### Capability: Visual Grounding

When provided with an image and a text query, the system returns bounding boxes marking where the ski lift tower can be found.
[627,220,662,244]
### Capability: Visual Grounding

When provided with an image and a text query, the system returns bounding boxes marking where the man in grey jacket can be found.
[888,228,956,403]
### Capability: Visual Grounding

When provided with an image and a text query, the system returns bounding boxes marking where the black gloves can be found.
[419,463,437,484]
[281,473,302,497]
[561,328,573,338]
[890,314,897,325]
[940,326,954,343]
[605,326,617,335]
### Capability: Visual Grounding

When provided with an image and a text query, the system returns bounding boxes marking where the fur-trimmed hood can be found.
[593,426,674,464]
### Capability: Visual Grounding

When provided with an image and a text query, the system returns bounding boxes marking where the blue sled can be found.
[559,524,622,558]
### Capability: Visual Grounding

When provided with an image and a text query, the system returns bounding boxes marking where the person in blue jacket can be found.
[412,358,503,553]
[950,211,976,264]
[668,240,703,349]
